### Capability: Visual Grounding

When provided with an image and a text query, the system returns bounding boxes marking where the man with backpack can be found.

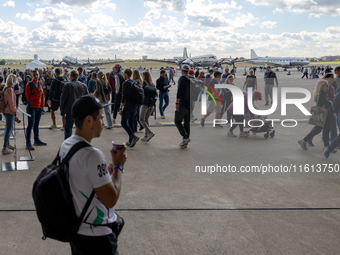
[118,69,141,148]
[48,68,66,130]
[60,94,127,255]
[25,70,46,150]
[175,64,192,149]
[60,70,89,140]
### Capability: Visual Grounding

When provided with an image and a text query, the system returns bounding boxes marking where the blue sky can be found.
[1,0,340,60]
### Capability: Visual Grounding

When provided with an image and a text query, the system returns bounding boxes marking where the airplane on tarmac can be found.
[43,56,123,68]
[244,49,310,68]
[146,48,241,69]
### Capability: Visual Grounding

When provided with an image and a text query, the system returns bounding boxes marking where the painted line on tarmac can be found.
[2,207,340,213]
[0,119,310,130]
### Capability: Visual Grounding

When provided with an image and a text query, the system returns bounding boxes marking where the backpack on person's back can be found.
[32,142,94,242]
[50,78,67,101]
[129,80,144,106]
[0,87,11,113]
[184,76,201,103]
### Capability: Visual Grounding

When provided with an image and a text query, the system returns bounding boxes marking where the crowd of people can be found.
[2,63,340,254]
[2,64,340,154]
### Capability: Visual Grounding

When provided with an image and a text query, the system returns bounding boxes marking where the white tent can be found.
[26,54,46,70]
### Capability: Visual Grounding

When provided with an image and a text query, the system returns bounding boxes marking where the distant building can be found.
[322,56,340,61]
[142,56,148,60]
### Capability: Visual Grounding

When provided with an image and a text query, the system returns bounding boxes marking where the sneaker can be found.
[34,140,47,146]
[298,139,308,150]
[141,136,148,142]
[60,126,65,131]
[200,118,205,127]
[239,131,249,137]
[180,144,187,149]
[227,131,237,137]
[7,144,15,150]
[26,143,35,150]
[125,141,132,147]
[179,138,191,148]
[2,148,13,155]
[191,117,198,122]
[106,126,113,129]
[139,126,144,131]
[324,147,330,158]
[49,124,57,129]
[146,132,155,142]
[160,115,165,119]
[214,124,223,128]
[265,103,269,105]
[130,136,140,147]
[306,141,314,146]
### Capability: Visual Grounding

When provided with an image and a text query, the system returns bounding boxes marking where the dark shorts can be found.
[70,233,118,255]
[51,100,60,111]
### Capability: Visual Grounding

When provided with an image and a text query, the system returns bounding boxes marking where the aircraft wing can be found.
[145,59,179,65]
[85,60,125,66]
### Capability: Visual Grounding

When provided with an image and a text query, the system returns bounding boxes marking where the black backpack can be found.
[51,78,67,101]
[130,80,144,106]
[32,141,95,242]
[184,77,201,103]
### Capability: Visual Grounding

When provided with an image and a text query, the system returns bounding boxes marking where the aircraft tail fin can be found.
[251,49,258,59]
[183,47,188,59]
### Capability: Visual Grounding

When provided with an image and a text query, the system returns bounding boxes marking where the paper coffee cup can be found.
[112,141,125,153]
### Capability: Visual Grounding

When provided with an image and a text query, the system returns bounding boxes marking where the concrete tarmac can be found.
[1,69,340,255]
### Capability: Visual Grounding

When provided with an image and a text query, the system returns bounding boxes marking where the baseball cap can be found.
[72,94,103,120]
[214,71,222,77]
[253,90,262,100]
[188,69,195,75]
[181,64,190,72]
[113,63,121,68]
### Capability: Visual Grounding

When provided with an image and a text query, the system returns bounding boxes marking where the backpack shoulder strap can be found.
[60,141,91,168]
[58,141,95,229]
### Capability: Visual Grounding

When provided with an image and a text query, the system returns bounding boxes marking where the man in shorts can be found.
[47,68,65,130]
[59,94,127,255]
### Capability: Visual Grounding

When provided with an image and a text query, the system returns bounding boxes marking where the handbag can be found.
[107,213,125,239]
[307,106,328,127]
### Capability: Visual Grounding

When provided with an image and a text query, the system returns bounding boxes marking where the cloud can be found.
[29,0,116,10]
[246,0,340,17]
[144,0,186,12]
[85,14,128,27]
[3,0,15,7]
[145,10,161,20]
[260,21,277,29]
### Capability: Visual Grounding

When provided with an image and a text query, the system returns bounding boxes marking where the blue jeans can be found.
[158,91,169,116]
[121,105,137,142]
[64,113,74,140]
[103,101,113,127]
[330,113,337,142]
[3,113,14,148]
[26,107,42,144]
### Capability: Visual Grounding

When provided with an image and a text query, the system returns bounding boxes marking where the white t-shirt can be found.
[59,135,117,236]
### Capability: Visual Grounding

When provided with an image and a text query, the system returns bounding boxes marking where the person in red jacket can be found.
[25,70,46,150]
